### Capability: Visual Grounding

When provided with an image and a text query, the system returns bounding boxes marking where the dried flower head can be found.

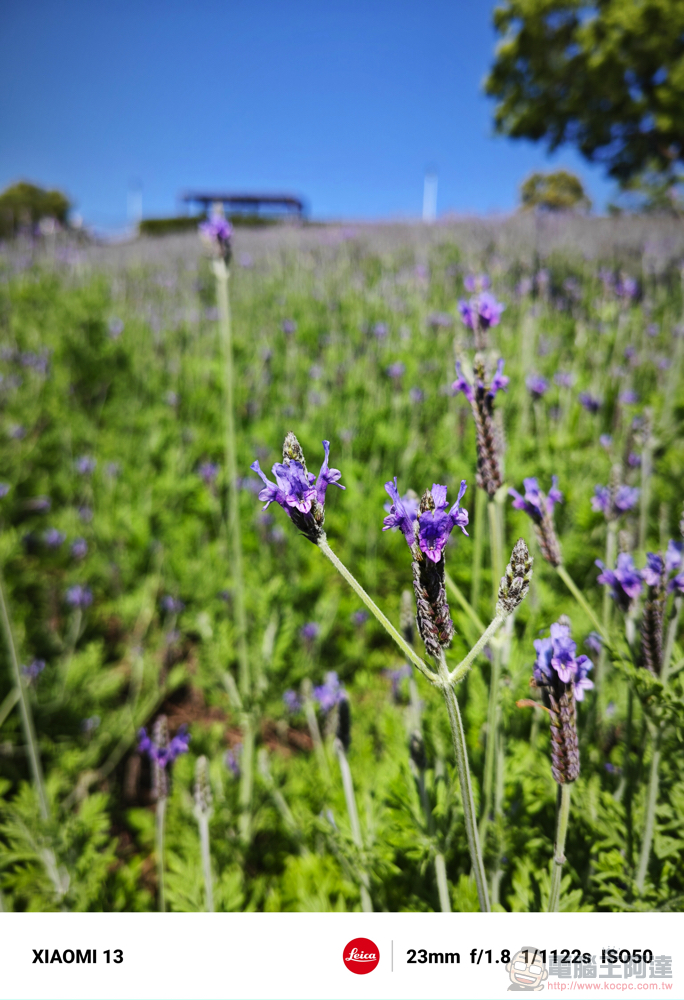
[193,755,213,818]
[497,538,533,617]
[453,356,508,498]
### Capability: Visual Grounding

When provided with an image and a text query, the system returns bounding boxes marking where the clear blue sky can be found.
[1,1,615,229]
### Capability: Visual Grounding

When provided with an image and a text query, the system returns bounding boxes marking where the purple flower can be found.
[599,435,612,450]
[533,621,594,702]
[373,322,388,339]
[75,456,96,476]
[300,622,320,642]
[627,452,642,468]
[383,663,411,700]
[464,274,490,293]
[161,595,185,614]
[138,724,190,768]
[596,553,643,611]
[578,392,601,413]
[585,632,603,656]
[526,374,548,399]
[554,372,575,388]
[283,690,301,714]
[198,461,220,485]
[591,484,639,518]
[251,439,345,539]
[616,276,638,300]
[386,361,405,379]
[509,476,563,523]
[44,528,65,548]
[313,671,344,713]
[619,390,639,405]
[66,585,93,609]
[452,359,508,401]
[352,609,369,626]
[22,659,46,683]
[78,505,93,523]
[458,291,505,331]
[225,744,242,778]
[0,483,10,498]
[27,496,51,512]
[383,478,468,560]
[199,214,233,256]
[409,386,424,404]
[427,312,453,329]
[281,319,297,335]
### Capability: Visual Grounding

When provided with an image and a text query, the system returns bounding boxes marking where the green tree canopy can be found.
[520,169,591,211]
[485,0,684,186]
[0,181,71,238]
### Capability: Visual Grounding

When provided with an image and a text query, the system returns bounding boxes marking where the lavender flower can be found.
[591,484,640,520]
[595,553,643,612]
[619,390,639,405]
[352,609,369,626]
[409,386,424,403]
[139,717,190,799]
[300,621,320,642]
[426,312,453,329]
[313,671,345,712]
[373,322,388,340]
[599,434,612,450]
[22,659,46,684]
[453,358,508,497]
[198,461,220,485]
[199,213,233,261]
[161,595,185,614]
[251,434,345,544]
[526,374,548,399]
[225,744,242,778]
[281,319,297,335]
[533,620,592,784]
[386,361,405,380]
[554,372,575,388]
[509,477,563,566]
[27,496,50,512]
[44,528,65,548]
[458,291,505,348]
[283,690,301,714]
[0,483,10,498]
[384,663,411,701]
[75,456,96,475]
[578,392,601,413]
[627,452,642,468]
[584,632,603,656]
[66,585,93,609]
[616,276,638,301]
[464,274,490,293]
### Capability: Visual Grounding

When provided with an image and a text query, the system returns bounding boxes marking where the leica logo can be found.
[343,938,380,975]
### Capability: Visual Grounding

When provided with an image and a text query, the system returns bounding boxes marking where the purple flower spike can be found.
[526,374,548,399]
[71,537,88,559]
[489,359,509,395]
[283,690,301,714]
[313,671,344,713]
[22,659,46,683]
[199,214,233,260]
[225,745,242,778]
[75,456,96,475]
[585,631,603,656]
[417,480,469,563]
[66,585,93,609]
[316,440,345,506]
[510,476,562,522]
[477,291,505,329]
[534,620,594,704]
[596,553,643,611]
[300,621,320,641]
[452,361,474,403]
[198,461,220,485]
[44,528,66,548]
[578,392,601,413]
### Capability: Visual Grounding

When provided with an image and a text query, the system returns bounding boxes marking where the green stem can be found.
[417,768,450,913]
[449,614,505,685]
[596,523,618,696]
[471,488,486,611]
[213,260,250,700]
[635,734,661,894]
[335,739,373,913]
[638,427,653,558]
[317,536,437,683]
[479,642,501,845]
[555,564,609,645]
[238,712,254,846]
[156,795,167,913]
[0,686,19,729]
[437,650,490,912]
[445,571,486,634]
[547,783,572,912]
[0,569,49,820]
[488,499,504,609]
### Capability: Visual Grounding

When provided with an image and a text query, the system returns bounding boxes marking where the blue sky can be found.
[0,1,616,229]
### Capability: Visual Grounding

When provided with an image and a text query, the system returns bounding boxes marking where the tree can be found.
[0,181,71,238]
[520,170,591,211]
[485,0,684,187]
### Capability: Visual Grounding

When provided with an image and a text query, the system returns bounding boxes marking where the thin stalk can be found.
[596,523,618,695]
[471,488,486,611]
[317,536,437,683]
[0,686,19,729]
[238,712,254,846]
[197,812,214,912]
[334,739,373,913]
[301,679,330,780]
[479,641,501,844]
[488,499,504,609]
[156,795,167,913]
[214,258,253,848]
[449,614,505,685]
[213,260,250,699]
[636,735,661,893]
[0,569,49,820]
[445,570,486,634]
[555,565,609,644]
[490,734,505,906]
[437,650,490,912]
[547,783,572,912]
[638,428,653,558]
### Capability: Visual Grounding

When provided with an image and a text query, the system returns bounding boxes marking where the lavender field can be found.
[0,217,683,913]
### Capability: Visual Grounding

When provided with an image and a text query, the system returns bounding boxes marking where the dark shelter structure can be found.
[181,191,305,220]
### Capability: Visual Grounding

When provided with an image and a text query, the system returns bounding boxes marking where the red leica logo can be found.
[343,937,380,975]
